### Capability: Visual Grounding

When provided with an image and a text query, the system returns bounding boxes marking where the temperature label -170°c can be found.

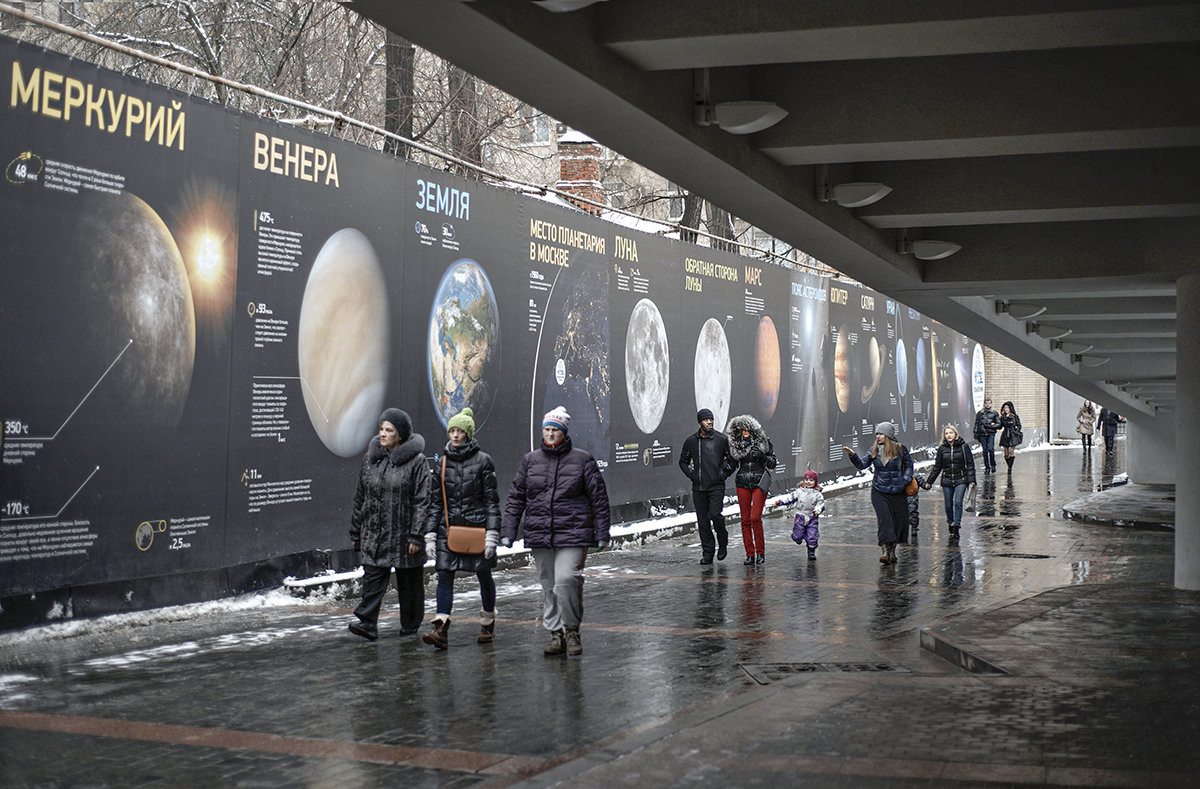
[4,501,31,517]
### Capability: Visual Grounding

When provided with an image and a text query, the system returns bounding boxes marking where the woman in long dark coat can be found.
[998,401,1022,472]
[843,421,913,565]
[348,408,431,641]
[422,407,502,649]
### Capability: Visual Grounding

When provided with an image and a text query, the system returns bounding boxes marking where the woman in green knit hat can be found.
[421,408,502,649]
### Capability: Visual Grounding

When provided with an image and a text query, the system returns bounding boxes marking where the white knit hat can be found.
[543,406,571,433]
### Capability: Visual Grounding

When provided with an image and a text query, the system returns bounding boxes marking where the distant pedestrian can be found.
[421,408,501,650]
[924,425,976,537]
[1099,407,1124,456]
[843,421,913,565]
[791,470,825,560]
[998,401,1022,473]
[349,409,432,641]
[728,414,777,565]
[973,397,1000,473]
[1076,400,1097,453]
[679,408,736,564]
[502,407,610,657]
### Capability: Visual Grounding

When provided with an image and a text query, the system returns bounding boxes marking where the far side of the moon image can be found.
[694,317,731,432]
[624,298,669,434]
[297,228,390,458]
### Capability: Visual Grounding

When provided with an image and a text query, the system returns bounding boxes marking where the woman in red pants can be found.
[727,414,776,565]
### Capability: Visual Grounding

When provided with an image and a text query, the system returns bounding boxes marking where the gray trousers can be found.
[532,547,587,631]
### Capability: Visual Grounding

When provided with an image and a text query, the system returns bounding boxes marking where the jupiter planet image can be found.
[73,191,195,434]
[834,325,851,413]
[756,315,781,419]
[624,298,669,434]
[694,318,732,432]
[297,228,389,457]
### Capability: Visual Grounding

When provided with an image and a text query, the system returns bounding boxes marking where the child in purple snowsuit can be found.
[791,470,825,560]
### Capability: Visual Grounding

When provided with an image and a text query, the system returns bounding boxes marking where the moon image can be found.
[860,335,884,404]
[755,316,781,419]
[694,318,732,431]
[624,298,669,434]
[834,326,851,413]
[73,191,195,434]
[915,336,929,395]
[298,228,389,457]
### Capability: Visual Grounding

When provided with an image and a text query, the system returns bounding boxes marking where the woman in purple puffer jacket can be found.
[502,406,610,658]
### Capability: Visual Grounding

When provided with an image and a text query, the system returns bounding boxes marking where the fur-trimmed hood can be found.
[367,433,426,467]
[727,414,770,460]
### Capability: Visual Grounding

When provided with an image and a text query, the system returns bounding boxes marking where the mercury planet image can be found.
[694,318,732,432]
[624,298,669,434]
[297,228,389,458]
[73,191,195,433]
[756,315,781,419]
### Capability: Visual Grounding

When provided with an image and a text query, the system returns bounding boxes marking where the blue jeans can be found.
[942,483,968,527]
[979,432,996,471]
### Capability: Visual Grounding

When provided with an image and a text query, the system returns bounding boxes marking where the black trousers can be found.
[693,486,728,557]
[354,565,425,631]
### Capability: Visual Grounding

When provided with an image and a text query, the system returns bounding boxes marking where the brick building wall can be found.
[557,140,605,216]
[983,348,1048,439]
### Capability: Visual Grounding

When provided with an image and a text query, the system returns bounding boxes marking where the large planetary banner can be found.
[0,35,986,598]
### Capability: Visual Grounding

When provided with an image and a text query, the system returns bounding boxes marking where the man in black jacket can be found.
[679,409,735,564]
[973,397,1001,473]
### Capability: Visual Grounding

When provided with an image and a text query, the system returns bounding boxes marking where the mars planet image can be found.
[755,315,781,419]
[694,318,732,431]
[624,298,669,434]
[73,191,195,433]
[860,335,884,404]
[297,228,389,457]
[833,326,851,414]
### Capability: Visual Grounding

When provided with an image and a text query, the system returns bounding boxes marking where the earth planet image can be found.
[429,259,502,429]
[624,298,669,434]
[694,318,731,432]
[860,335,884,404]
[298,228,389,457]
[756,316,781,419]
[73,191,195,434]
[833,326,851,414]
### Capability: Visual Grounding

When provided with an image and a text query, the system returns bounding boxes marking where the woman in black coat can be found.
[924,425,976,536]
[998,401,1022,472]
[727,414,776,565]
[843,421,913,565]
[421,408,501,650]
[348,408,431,641]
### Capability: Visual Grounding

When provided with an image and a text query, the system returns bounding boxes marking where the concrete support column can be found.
[1176,274,1200,590]
[1127,413,1174,485]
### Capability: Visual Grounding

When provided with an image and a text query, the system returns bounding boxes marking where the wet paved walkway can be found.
[2,443,1196,788]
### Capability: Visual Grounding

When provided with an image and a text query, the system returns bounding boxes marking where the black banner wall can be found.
[1,36,990,599]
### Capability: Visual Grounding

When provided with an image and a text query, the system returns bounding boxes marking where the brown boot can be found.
[478,610,496,644]
[422,616,450,649]
[544,629,566,656]
[887,543,898,564]
[879,545,890,564]
[564,626,583,656]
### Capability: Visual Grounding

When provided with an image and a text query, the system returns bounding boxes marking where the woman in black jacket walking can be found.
[348,408,431,641]
[924,425,976,536]
[728,414,776,565]
[422,408,502,650]
[998,401,1022,472]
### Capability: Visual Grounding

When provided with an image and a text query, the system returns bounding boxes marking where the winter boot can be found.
[755,553,765,565]
[808,547,817,561]
[544,629,566,656]
[744,554,757,565]
[349,619,378,641]
[564,626,583,656]
[887,543,898,564]
[879,545,890,564]
[478,610,496,644]
[1005,456,1014,470]
[422,616,450,649]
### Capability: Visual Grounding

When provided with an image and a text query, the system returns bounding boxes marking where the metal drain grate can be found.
[994,552,1052,559]
[740,662,910,684]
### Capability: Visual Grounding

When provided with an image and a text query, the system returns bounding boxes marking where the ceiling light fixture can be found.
[532,0,607,11]
[898,238,962,260]
[997,301,1048,321]
[816,169,892,208]
[1027,322,1072,340]
[1072,354,1110,367]
[1051,339,1093,354]
[693,68,787,135]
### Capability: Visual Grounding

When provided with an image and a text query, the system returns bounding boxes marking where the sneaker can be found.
[564,627,583,656]
[755,553,765,565]
[348,620,378,641]
[808,547,817,560]
[744,555,757,565]
[422,617,449,650]
[544,629,566,656]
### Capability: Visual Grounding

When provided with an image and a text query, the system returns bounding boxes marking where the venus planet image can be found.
[756,316,781,419]
[297,228,389,458]
[624,298,669,434]
[74,191,195,433]
[834,326,851,413]
[860,335,884,403]
[694,318,732,431]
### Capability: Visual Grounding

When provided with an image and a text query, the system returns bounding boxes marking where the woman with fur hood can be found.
[728,414,777,565]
